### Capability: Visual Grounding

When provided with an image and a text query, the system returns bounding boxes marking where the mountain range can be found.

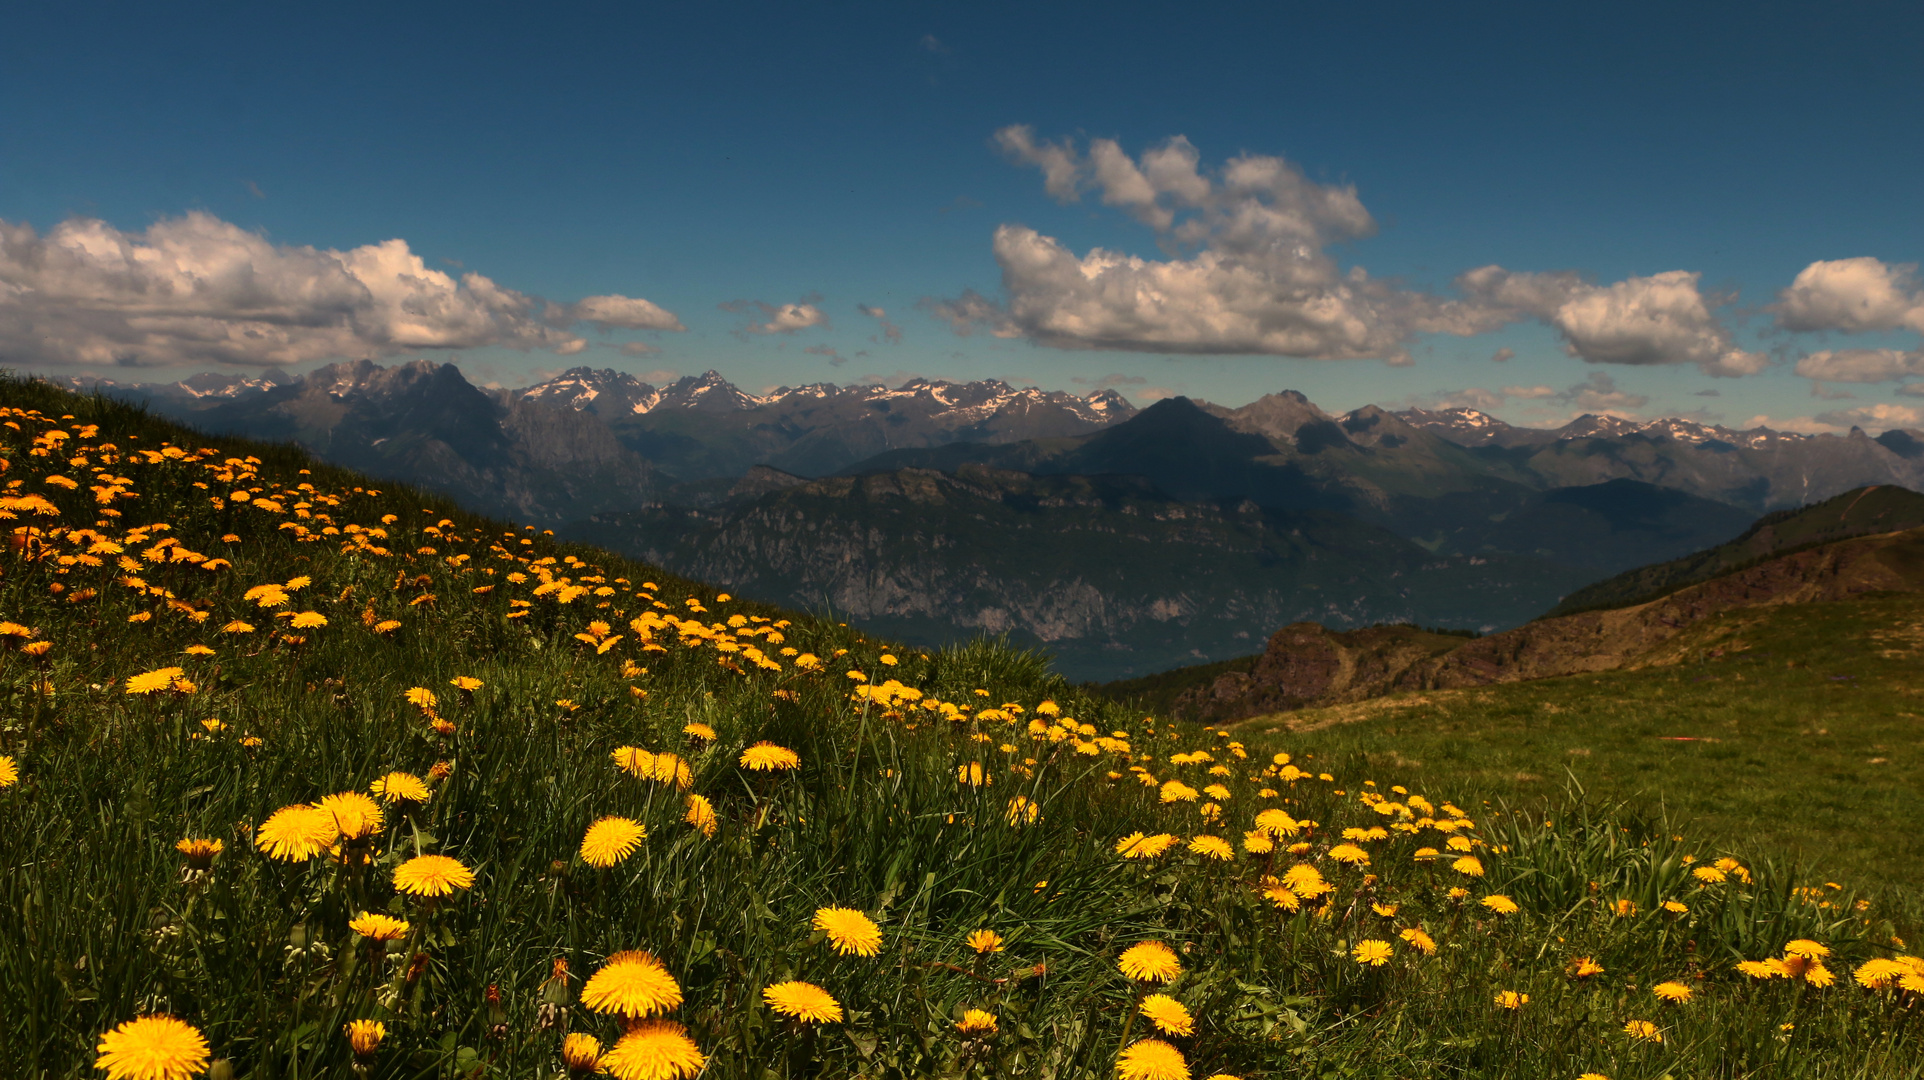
[44,360,1924,679]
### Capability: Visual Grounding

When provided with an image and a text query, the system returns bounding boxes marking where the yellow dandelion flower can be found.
[956,1008,998,1036]
[1611,899,1638,917]
[1352,939,1393,966]
[220,620,255,634]
[315,791,384,840]
[1241,830,1274,854]
[1736,959,1781,979]
[391,854,475,897]
[1328,843,1370,866]
[0,754,18,788]
[1139,993,1194,1037]
[1399,927,1437,955]
[1115,1038,1189,1080]
[561,1032,602,1073]
[1652,981,1693,1003]
[449,676,482,691]
[580,816,647,868]
[349,912,411,941]
[1253,808,1301,837]
[966,929,1005,954]
[288,611,326,629]
[597,1020,706,1080]
[1187,835,1234,861]
[1855,958,1908,989]
[255,804,338,861]
[813,906,883,957]
[1117,941,1183,983]
[124,667,185,695]
[369,771,430,804]
[1661,900,1688,914]
[1571,957,1605,978]
[1480,894,1519,915]
[683,794,718,837]
[1622,1020,1662,1043]
[1159,780,1199,803]
[373,620,401,634]
[1783,939,1830,959]
[1116,832,1179,859]
[344,1019,385,1058]
[682,722,715,741]
[582,951,683,1019]
[183,644,215,657]
[1371,902,1399,917]
[1692,865,1727,884]
[1451,855,1485,877]
[404,687,439,709]
[1494,990,1528,1010]
[174,838,222,870]
[94,1015,210,1080]
[762,980,843,1023]
[739,742,800,771]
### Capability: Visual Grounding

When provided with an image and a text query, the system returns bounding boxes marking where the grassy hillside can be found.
[1233,594,1924,901]
[1549,484,1924,616]
[1,377,1919,1079]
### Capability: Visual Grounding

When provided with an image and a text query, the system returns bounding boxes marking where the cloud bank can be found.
[0,212,683,368]
[937,128,1763,376]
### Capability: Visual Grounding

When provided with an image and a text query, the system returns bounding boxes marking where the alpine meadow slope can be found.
[3,377,1921,1079]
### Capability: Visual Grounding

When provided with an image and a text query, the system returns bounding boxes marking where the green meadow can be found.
[1,376,1918,1080]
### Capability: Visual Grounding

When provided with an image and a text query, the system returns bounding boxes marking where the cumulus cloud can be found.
[0,211,683,369]
[945,129,1749,369]
[721,298,829,335]
[570,294,686,331]
[1812,402,1924,431]
[1490,347,1515,363]
[1774,257,1924,334]
[857,303,902,344]
[1456,267,1765,377]
[1792,347,1924,384]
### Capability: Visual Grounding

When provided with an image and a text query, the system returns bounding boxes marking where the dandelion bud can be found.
[207,1060,236,1080]
[561,1032,602,1074]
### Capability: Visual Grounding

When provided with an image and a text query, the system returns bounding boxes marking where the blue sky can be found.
[4,1,1923,431]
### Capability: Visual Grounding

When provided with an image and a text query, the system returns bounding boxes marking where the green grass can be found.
[1,376,1920,1079]
[1236,596,1924,906]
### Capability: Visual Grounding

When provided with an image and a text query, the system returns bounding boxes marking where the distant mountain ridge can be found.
[1146,514,1924,724]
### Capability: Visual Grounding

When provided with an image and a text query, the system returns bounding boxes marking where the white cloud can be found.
[1792,347,1924,383]
[948,129,1751,369]
[1774,257,1924,334]
[722,299,828,335]
[857,303,902,344]
[1500,384,1557,399]
[571,294,686,331]
[1490,347,1515,363]
[940,130,1503,360]
[993,126,1081,202]
[554,338,589,355]
[1812,402,1924,431]
[0,211,684,369]
[1457,267,1765,377]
